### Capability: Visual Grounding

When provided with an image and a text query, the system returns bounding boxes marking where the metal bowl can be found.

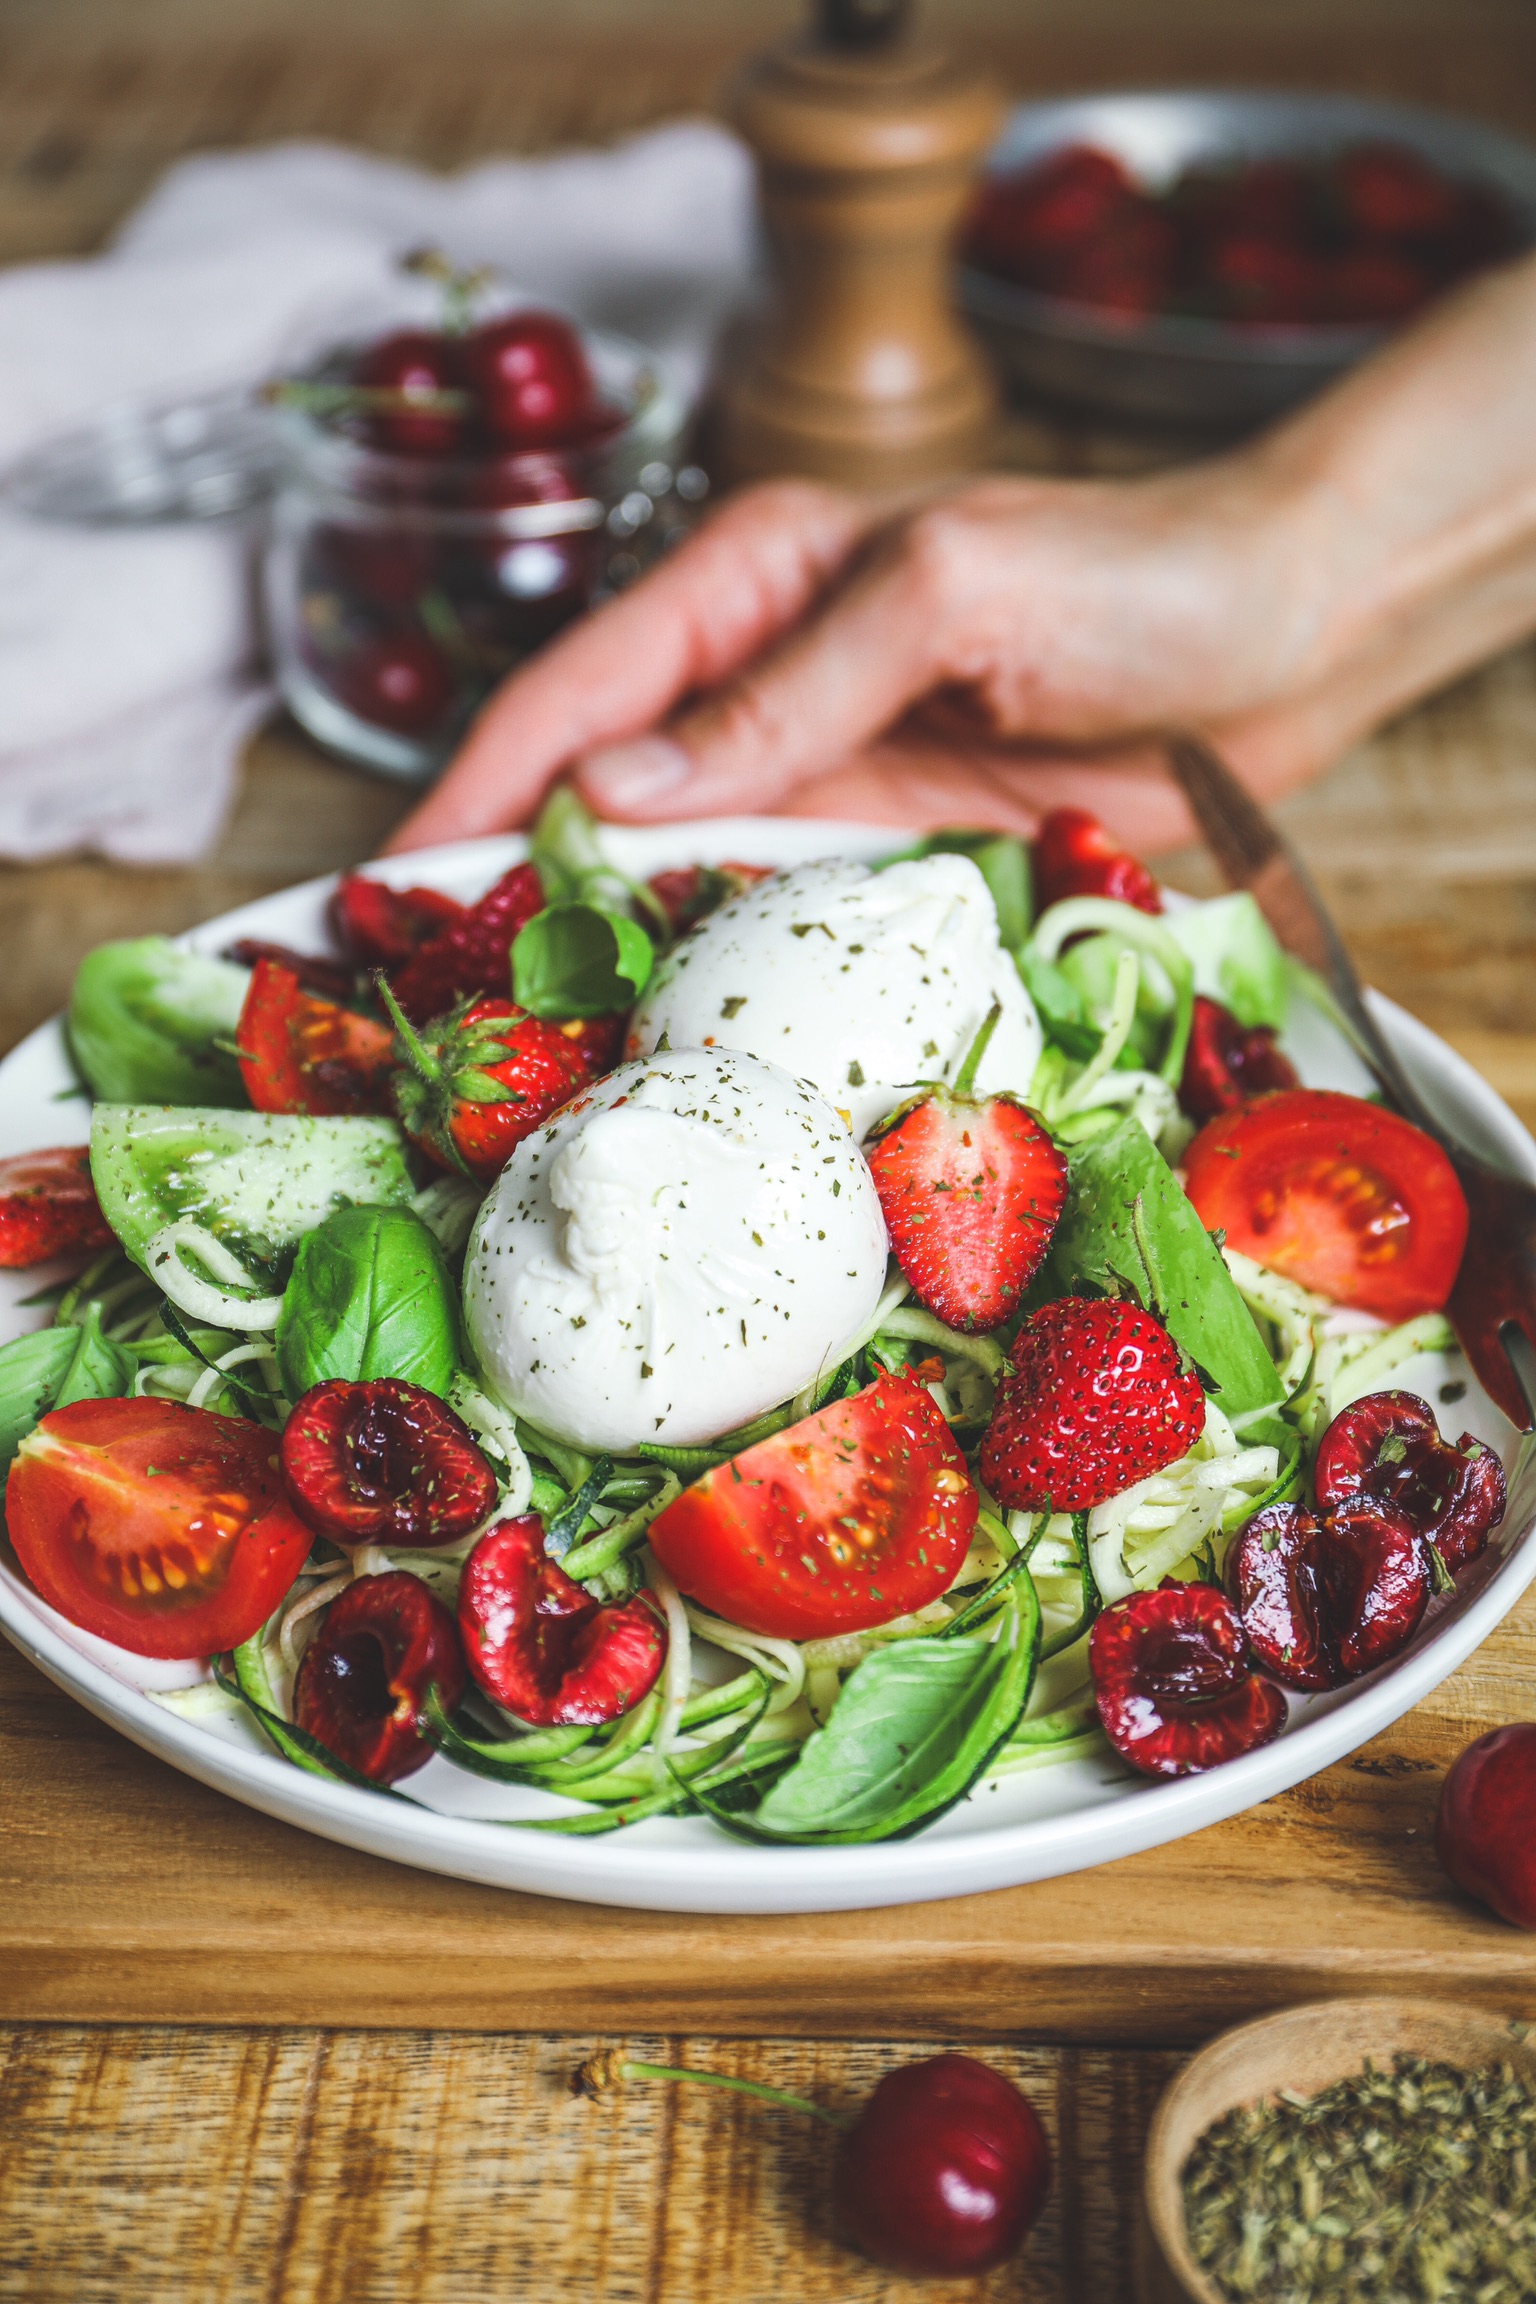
[960,89,1536,428]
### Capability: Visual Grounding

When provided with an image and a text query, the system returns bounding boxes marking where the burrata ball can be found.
[628,854,1042,1138]
[462,1047,889,1452]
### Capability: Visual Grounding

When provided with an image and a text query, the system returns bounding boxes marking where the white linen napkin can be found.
[0,122,754,862]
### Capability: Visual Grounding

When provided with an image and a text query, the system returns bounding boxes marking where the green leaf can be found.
[1164,893,1288,1032]
[1014,949,1099,1062]
[53,1303,135,1411]
[68,938,250,1105]
[528,786,633,911]
[0,1305,133,1471]
[1047,1118,1284,1420]
[275,1204,460,1397]
[512,903,654,1019]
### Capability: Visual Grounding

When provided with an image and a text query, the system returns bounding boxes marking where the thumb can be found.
[574,529,951,822]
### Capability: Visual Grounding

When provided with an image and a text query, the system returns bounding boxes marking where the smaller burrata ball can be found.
[462,1048,889,1453]
[628,854,1042,1138]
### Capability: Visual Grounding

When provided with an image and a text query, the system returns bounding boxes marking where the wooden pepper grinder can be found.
[711,0,1003,492]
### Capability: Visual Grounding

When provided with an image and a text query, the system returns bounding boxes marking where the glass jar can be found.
[264,326,697,780]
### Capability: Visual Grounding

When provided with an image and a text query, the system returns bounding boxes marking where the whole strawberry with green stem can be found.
[981,1296,1206,1513]
[381,982,595,1179]
[866,1002,1069,1333]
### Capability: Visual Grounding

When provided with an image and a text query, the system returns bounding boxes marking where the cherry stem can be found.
[951,1000,1003,1100]
[577,2053,849,2130]
[264,379,472,415]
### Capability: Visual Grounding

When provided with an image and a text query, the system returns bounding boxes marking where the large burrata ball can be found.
[627,854,1042,1138]
[462,1047,889,1452]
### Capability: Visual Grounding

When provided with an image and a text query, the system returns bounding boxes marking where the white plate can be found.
[3,818,1533,1915]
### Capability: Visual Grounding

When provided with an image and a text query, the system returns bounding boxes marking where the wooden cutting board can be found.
[6,1575,1536,2042]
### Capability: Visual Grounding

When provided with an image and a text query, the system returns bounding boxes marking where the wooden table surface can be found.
[5,5,1536,2300]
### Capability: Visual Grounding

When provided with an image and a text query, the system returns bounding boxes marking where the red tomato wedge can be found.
[237,957,395,1117]
[6,1397,312,1658]
[1182,1087,1468,1322]
[648,1370,978,1640]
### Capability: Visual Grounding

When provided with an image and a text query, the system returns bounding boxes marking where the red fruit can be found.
[387,861,546,1023]
[236,958,395,1118]
[335,631,456,737]
[331,874,466,970]
[386,991,593,1179]
[1436,1723,1536,1929]
[1321,248,1432,326]
[293,1569,466,1783]
[980,1297,1205,1514]
[1314,1390,1505,1573]
[458,1513,667,1727]
[964,145,1137,283]
[1032,808,1161,915]
[0,1146,112,1269]
[1184,1089,1469,1323]
[281,1379,497,1548]
[1335,143,1460,242]
[461,310,599,449]
[1090,1583,1287,1777]
[1228,1498,1431,1691]
[1179,994,1299,1122]
[645,861,775,939]
[355,328,465,457]
[648,1369,977,1642]
[866,1021,1067,1331]
[832,2054,1051,2277]
[1207,233,1326,325]
[1047,203,1178,318]
[226,939,356,1002]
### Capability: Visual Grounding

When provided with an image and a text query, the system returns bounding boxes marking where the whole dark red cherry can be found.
[355,328,464,457]
[282,1378,498,1547]
[334,632,456,737]
[294,1568,466,1782]
[1436,1723,1536,1929]
[1314,1390,1506,1573]
[1179,993,1299,1122]
[461,310,597,447]
[832,2053,1051,2276]
[1090,1583,1286,1777]
[1229,1498,1431,1691]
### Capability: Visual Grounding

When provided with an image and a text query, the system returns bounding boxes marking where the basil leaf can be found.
[512,903,654,1019]
[744,1574,1039,1843]
[1165,893,1288,1031]
[1048,1117,1284,1420]
[68,937,249,1105]
[0,1305,132,1471]
[276,1205,460,1397]
[1014,948,1100,1062]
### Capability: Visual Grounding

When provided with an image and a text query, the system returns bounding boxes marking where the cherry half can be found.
[281,1379,498,1549]
[329,873,466,969]
[458,1514,667,1727]
[1229,1499,1431,1691]
[1314,1390,1506,1572]
[1436,1722,1536,1930]
[460,310,599,448]
[1089,1583,1286,1777]
[1032,806,1161,916]
[1179,993,1299,1122]
[293,1568,466,1782]
[573,2047,1051,2278]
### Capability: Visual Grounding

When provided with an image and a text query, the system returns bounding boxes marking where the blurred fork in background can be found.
[1166,731,1536,1431]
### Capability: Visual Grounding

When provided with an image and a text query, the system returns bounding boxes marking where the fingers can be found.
[381,479,869,853]
[574,510,972,823]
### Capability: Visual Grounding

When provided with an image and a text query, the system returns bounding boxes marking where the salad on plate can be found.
[0,796,1510,1846]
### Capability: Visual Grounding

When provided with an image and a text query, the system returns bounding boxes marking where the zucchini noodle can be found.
[644,1554,693,1783]
[678,1598,807,1719]
[448,1375,533,1514]
[1057,945,1139,1115]
[1087,1406,1283,1603]
[144,1222,285,1331]
[277,1564,356,1673]
[879,1303,1006,1378]
[186,1341,279,1412]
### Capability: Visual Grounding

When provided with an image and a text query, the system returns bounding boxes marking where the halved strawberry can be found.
[866,1005,1068,1333]
[980,1296,1205,1512]
[1032,807,1161,915]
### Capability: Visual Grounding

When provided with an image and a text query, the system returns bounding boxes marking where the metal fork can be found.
[1165,732,1536,1431]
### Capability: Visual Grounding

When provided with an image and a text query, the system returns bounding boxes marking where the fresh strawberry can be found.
[386,862,546,1021]
[980,1296,1205,1512]
[0,1147,113,1269]
[866,1004,1067,1332]
[1032,808,1161,915]
[383,989,592,1179]
[330,873,466,968]
[1178,993,1298,1122]
[645,860,775,938]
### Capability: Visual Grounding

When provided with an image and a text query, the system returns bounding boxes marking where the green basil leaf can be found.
[54,1303,135,1411]
[512,903,654,1019]
[0,1304,133,1472]
[68,938,250,1105]
[1014,948,1100,1062]
[1048,1117,1284,1420]
[276,1204,460,1397]
[1164,892,1288,1031]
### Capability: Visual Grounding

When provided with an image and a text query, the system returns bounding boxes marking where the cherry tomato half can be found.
[6,1396,313,1658]
[1182,1087,1468,1321]
[648,1370,978,1640]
